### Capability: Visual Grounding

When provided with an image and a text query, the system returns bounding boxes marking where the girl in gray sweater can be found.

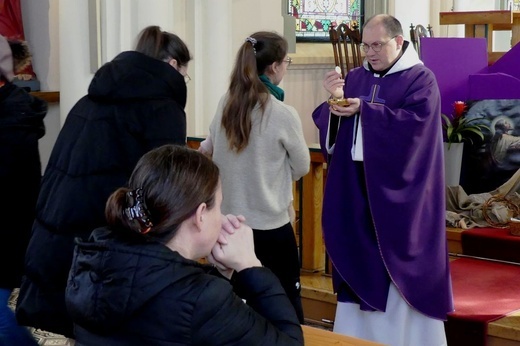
[201,31,310,322]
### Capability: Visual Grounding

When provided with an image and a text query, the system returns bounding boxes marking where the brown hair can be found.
[135,25,191,67]
[105,145,219,243]
[222,31,288,152]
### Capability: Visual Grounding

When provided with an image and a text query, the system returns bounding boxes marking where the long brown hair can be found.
[135,25,191,67]
[222,31,288,152]
[105,145,219,243]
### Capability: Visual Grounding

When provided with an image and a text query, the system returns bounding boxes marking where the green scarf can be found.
[259,74,284,102]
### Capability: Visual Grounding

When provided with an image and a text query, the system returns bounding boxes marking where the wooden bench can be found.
[303,325,385,345]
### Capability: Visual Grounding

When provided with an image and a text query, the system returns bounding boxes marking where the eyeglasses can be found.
[284,57,292,66]
[360,36,397,53]
[184,74,191,84]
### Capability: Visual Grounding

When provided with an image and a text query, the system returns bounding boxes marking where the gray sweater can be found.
[210,94,310,230]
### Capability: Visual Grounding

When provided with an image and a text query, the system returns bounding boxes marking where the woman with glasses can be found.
[313,14,452,345]
[200,31,310,323]
[16,25,192,339]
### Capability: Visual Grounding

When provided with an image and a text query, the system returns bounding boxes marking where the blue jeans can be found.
[0,288,38,346]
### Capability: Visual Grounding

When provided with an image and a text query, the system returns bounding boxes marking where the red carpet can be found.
[461,227,520,263]
[446,257,520,346]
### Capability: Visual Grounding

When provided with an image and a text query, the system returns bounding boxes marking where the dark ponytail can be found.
[105,145,220,243]
[135,25,191,66]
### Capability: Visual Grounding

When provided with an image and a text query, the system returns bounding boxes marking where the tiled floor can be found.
[8,289,72,346]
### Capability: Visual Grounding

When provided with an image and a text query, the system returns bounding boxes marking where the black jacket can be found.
[16,51,188,337]
[0,82,46,289]
[66,228,303,346]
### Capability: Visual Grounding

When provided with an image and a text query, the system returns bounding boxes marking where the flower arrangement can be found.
[441,101,489,149]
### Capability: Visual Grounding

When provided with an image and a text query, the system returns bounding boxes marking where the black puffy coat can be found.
[16,51,188,337]
[0,82,46,289]
[66,228,303,346]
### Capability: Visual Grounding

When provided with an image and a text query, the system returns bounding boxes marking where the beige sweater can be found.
[209,94,310,230]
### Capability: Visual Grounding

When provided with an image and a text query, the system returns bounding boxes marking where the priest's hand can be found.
[330,97,360,117]
[323,70,344,96]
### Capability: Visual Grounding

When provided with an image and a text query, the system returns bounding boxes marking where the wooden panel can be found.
[301,160,325,271]
[303,325,385,346]
[513,12,520,47]
[447,227,463,254]
[302,296,336,324]
[488,310,520,343]
[30,91,60,103]
[440,10,512,25]
[489,51,507,65]
[494,23,513,31]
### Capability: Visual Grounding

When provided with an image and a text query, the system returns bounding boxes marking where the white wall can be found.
[391,0,430,41]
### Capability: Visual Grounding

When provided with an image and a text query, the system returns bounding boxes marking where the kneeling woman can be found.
[65,145,303,345]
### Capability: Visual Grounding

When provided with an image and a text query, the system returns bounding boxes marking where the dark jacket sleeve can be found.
[192,267,303,345]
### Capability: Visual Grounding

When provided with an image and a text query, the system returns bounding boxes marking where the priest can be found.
[313,14,453,346]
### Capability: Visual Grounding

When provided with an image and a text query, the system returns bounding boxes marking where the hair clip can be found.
[245,36,257,55]
[124,188,154,234]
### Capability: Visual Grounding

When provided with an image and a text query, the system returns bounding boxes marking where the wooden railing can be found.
[439,10,520,64]
[187,136,327,272]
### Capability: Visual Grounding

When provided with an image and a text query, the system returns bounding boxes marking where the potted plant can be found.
[441,101,489,186]
[441,101,489,149]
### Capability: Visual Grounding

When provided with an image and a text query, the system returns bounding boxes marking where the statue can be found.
[0,0,40,90]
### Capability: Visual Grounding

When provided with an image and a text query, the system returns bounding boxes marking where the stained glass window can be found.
[288,0,363,42]
[513,0,520,10]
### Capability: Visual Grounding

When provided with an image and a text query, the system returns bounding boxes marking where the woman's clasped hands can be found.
[206,214,262,279]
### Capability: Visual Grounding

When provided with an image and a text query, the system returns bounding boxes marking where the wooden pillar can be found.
[300,149,326,272]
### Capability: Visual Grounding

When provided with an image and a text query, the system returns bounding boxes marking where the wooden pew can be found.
[303,325,385,346]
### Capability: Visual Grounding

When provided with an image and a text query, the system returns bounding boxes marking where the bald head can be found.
[363,14,403,38]
[361,14,405,71]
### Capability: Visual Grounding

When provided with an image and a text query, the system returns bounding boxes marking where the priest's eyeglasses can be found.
[284,57,293,66]
[360,36,397,53]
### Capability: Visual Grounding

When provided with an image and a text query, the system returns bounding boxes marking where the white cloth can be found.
[351,114,363,161]
[333,283,447,346]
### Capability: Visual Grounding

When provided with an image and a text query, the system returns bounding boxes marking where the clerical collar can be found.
[368,43,408,77]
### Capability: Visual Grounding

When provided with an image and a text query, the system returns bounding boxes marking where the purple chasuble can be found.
[313,60,454,320]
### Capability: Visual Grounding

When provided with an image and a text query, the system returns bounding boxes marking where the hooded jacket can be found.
[16,50,188,337]
[65,228,303,346]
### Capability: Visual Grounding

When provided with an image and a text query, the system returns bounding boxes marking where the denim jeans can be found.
[0,288,38,346]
